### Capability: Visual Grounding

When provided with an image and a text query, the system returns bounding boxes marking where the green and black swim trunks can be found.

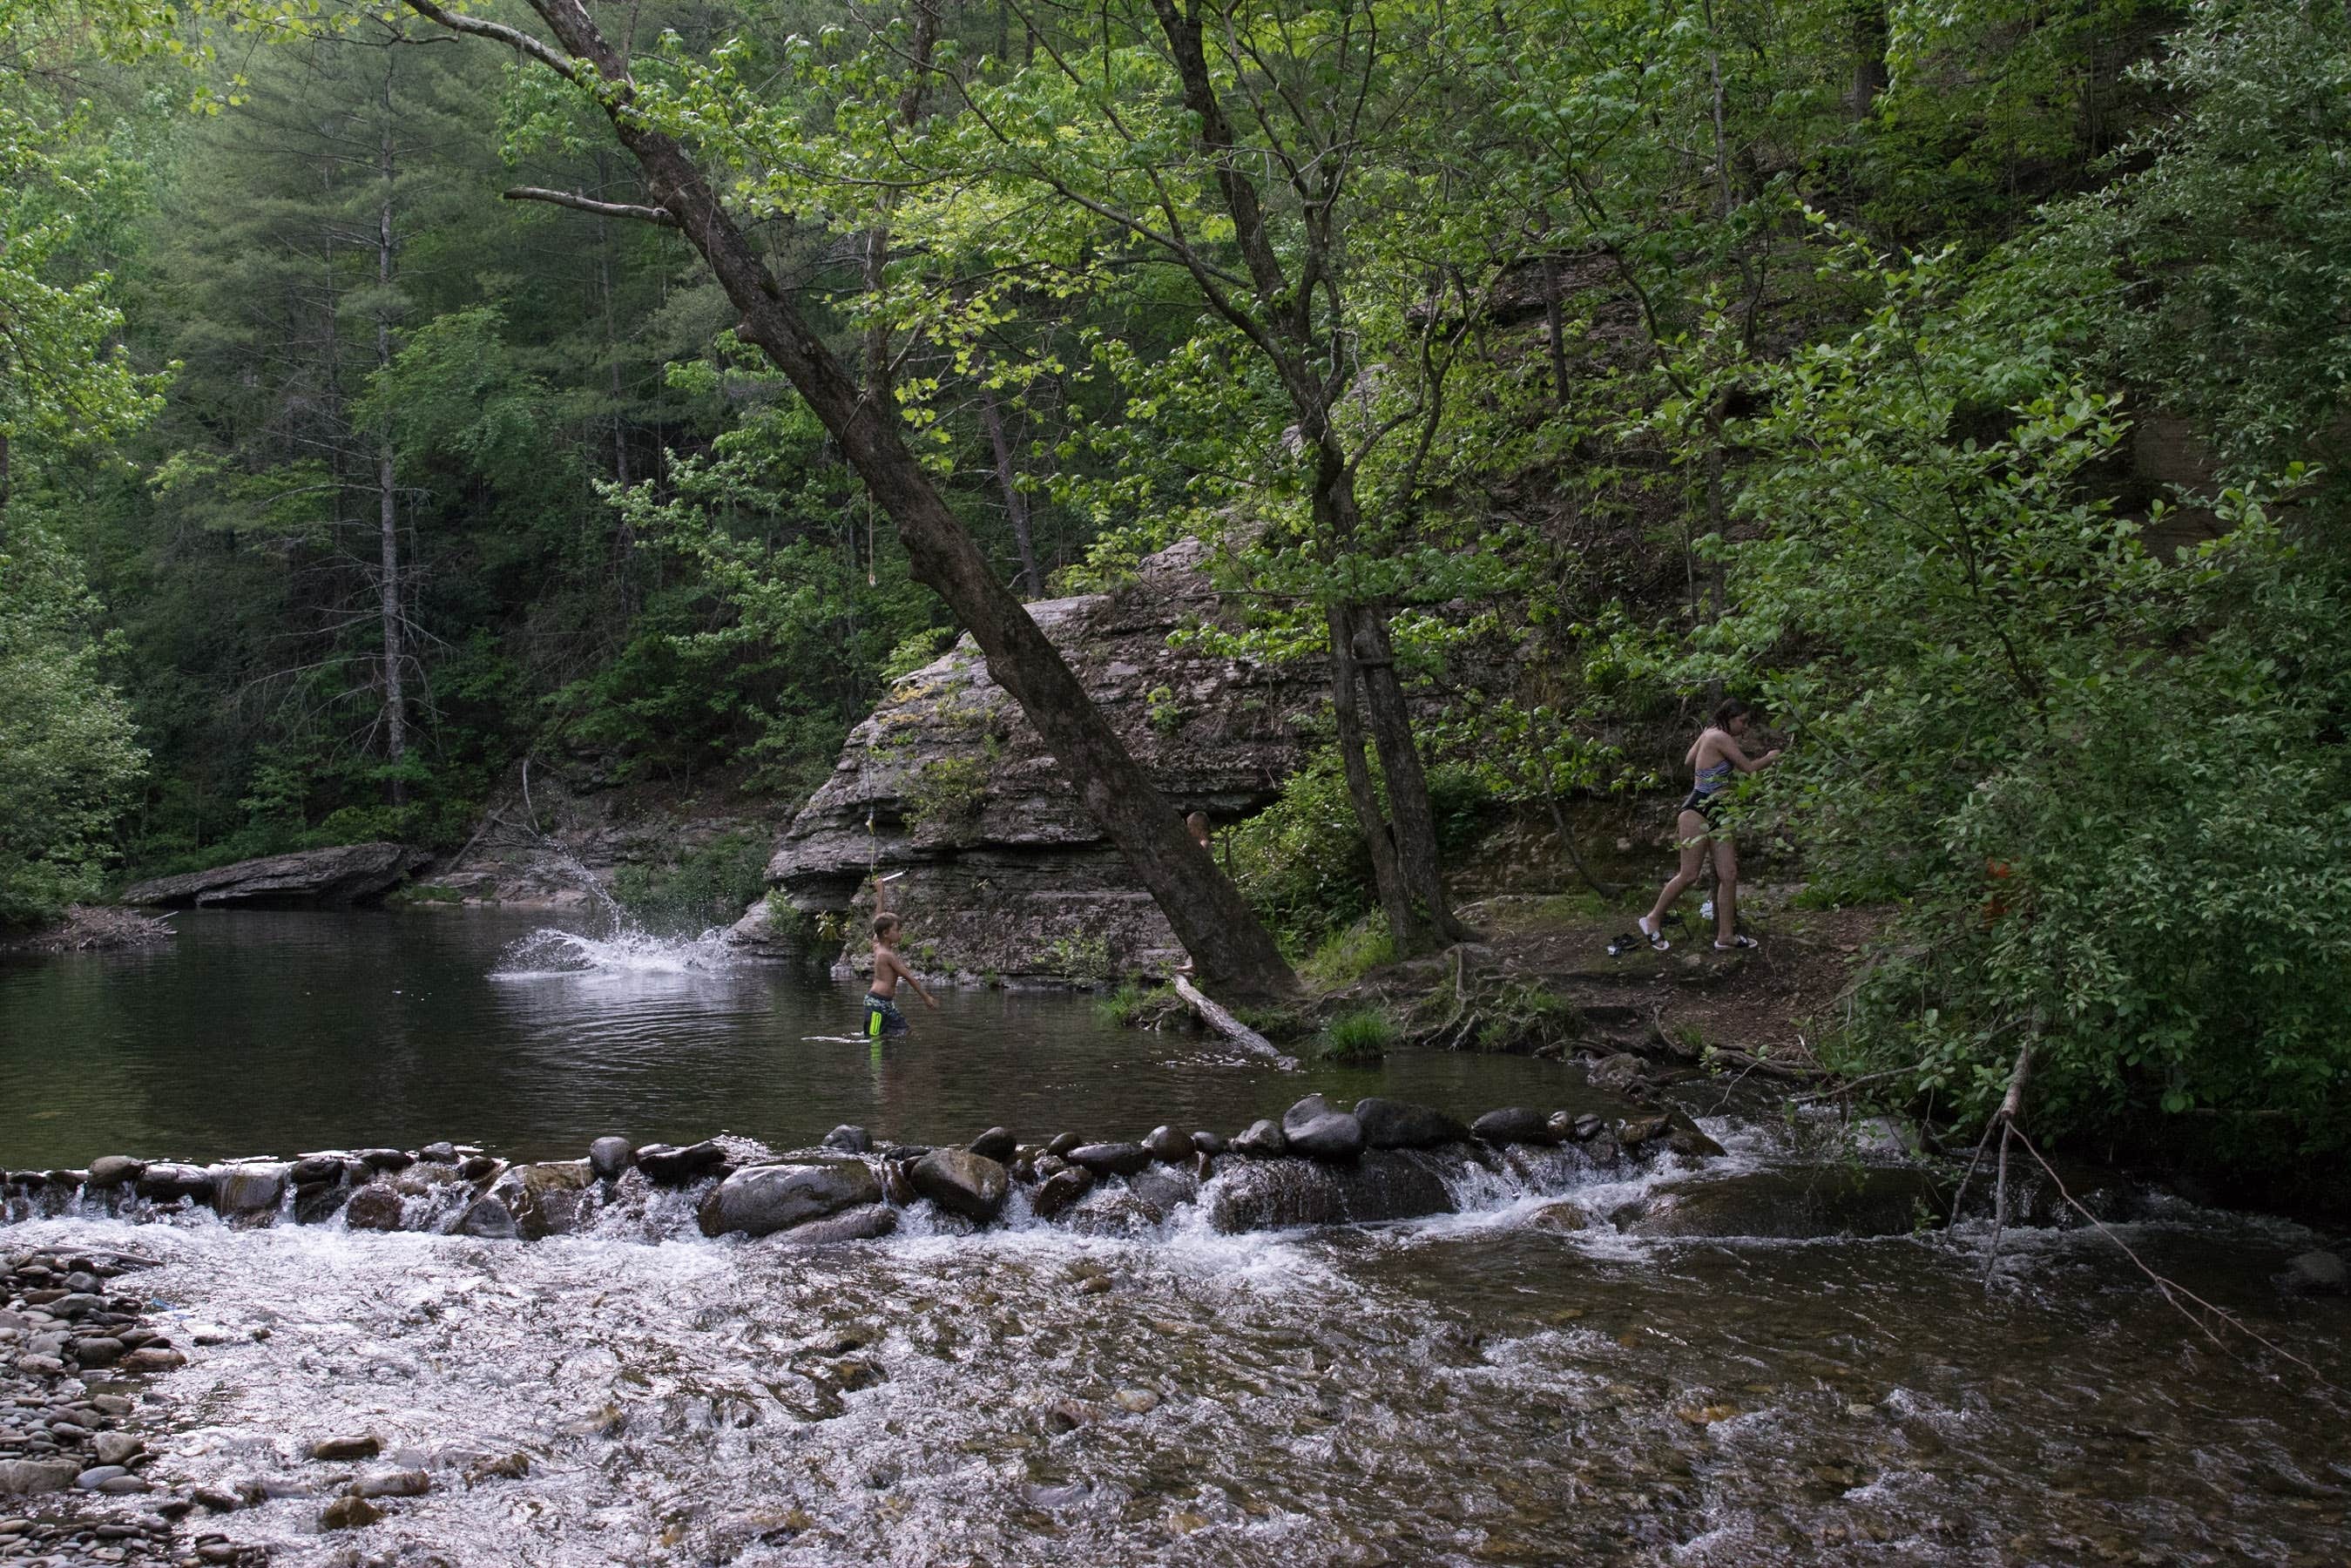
[863,993,909,1037]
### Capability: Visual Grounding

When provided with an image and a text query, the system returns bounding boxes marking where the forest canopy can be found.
[4,0,2349,1171]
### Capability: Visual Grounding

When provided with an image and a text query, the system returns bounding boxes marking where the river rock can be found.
[350,1468,429,1499]
[1206,1151,1458,1232]
[2286,1250,2347,1294]
[822,1125,873,1154]
[1191,1131,1227,1155]
[73,1466,129,1490]
[1663,1107,1726,1159]
[1587,1053,1647,1094]
[908,1150,1010,1221]
[418,1141,456,1164]
[1280,1096,1365,1161]
[288,1154,347,1186]
[353,1148,412,1173]
[123,842,429,909]
[1621,1167,1953,1240]
[124,1346,185,1371]
[0,1459,78,1496]
[1045,1132,1084,1158]
[294,1181,353,1225]
[1065,1142,1152,1178]
[320,1495,384,1530]
[1570,1112,1604,1141]
[1471,1108,1555,1146]
[455,1197,518,1240]
[84,1157,145,1190]
[769,1205,898,1245]
[638,1140,728,1185]
[1231,1119,1288,1158]
[311,1435,380,1462]
[1031,1166,1096,1220]
[343,1186,404,1232]
[586,1137,635,1180]
[459,1154,502,1180]
[89,1432,140,1466]
[966,1127,1017,1162]
[209,1162,289,1215]
[133,1163,213,1201]
[1142,1125,1192,1163]
[697,1160,882,1239]
[492,1161,596,1240]
[73,1336,124,1367]
[1353,1098,1470,1150]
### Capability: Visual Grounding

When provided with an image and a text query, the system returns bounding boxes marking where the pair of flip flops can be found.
[1612,922,1757,955]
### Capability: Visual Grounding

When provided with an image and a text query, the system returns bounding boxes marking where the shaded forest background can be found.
[6,0,2350,1177]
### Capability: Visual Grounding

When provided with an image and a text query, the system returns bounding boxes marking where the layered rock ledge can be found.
[122,844,429,910]
[734,540,1326,982]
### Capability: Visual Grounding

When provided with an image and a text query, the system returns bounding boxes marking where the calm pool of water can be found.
[0,909,1580,1168]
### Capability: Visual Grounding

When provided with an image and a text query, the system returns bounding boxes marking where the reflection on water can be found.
[0,909,1579,1168]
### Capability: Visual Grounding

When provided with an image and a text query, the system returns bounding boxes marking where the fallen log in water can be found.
[1172,974,1298,1070]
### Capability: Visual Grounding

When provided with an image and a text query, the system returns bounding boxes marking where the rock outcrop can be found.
[123,843,429,909]
[734,540,1325,982]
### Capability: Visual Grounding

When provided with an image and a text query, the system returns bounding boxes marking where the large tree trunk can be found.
[1326,603,1415,945]
[405,0,1299,1004]
[375,90,407,805]
[979,375,1042,592]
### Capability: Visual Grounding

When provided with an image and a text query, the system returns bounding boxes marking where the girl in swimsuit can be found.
[1638,700,1780,952]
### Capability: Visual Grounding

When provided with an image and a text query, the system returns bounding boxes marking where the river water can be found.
[3,913,2348,1565]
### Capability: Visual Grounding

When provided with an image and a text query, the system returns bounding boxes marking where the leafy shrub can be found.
[1094,981,1158,1027]
[612,831,773,931]
[1043,929,1113,983]
[1300,916,1397,989]
[903,755,989,832]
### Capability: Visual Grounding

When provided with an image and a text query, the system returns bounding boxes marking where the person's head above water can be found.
[873,912,902,942]
[1713,698,1755,735]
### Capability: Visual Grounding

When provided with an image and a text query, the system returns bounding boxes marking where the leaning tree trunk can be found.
[402,0,1299,1004]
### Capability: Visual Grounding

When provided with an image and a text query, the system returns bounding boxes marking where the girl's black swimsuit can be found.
[1680,759,1733,825]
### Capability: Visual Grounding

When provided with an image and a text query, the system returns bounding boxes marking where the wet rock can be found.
[1530,1200,1591,1233]
[288,1155,347,1186]
[1546,1111,1580,1142]
[878,1159,915,1206]
[2286,1250,2347,1294]
[1587,1053,1647,1094]
[908,1150,1010,1221]
[343,1186,405,1233]
[769,1205,898,1245]
[1621,1167,1953,1240]
[967,1127,1017,1163]
[585,1136,635,1181]
[88,1432,139,1466]
[1618,1114,1669,1147]
[1205,1151,1458,1232]
[1281,1096,1365,1161]
[1570,1113,1604,1141]
[133,1163,213,1201]
[1230,1119,1288,1158]
[311,1435,380,1462]
[122,1347,185,1371]
[1353,1098,1469,1151]
[417,1141,457,1164]
[697,1160,882,1239]
[73,1465,130,1490]
[1471,1108,1556,1146]
[73,1336,124,1367]
[349,1468,429,1499]
[192,1487,242,1511]
[455,1197,518,1240]
[208,1162,289,1215]
[84,1157,144,1190]
[1663,1107,1726,1159]
[458,1154,502,1181]
[0,1459,78,1496]
[491,1161,595,1240]
[637,1140,728,1186]
[1065,1142,1152,1178]
[1031,1166,1096,1220]
[353,1149,411,1173]
[1142,1125,1191,1163]
[1113,1388,1161,1414]
[1190,1131,1226,1155]
[1045,1132,1084,1158]
[294,1182,353,1225]
[821,1125,873,1154]
[319,1495,383,1531]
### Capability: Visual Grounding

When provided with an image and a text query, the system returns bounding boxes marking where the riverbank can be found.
[0,909,173,958]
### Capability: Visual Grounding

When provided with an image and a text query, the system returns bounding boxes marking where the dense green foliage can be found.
[7,0,2348,1173]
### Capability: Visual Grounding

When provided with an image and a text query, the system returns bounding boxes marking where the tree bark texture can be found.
[402,0,1299,1004]
[375,85,408,804]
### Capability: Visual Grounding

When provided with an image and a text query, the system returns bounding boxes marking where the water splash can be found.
[491,923,740,978]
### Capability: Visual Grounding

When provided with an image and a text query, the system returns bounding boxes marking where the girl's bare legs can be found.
[1711,835,1740,943]
[1641,812,1713,936]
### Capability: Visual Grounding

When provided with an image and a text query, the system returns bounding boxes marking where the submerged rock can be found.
[1587,1053,1647,1094]
[2286,1250,2347,1294]
[311,1435,381,1462]
[698,1160,882,1239]
[770,1204,898,1245]
[1281,1096,1365,1161]
[908,1150,1010,1221]
[823,1125,874,1154]
[1352,1098,1469,1151]
[1620,1167,1953,1240]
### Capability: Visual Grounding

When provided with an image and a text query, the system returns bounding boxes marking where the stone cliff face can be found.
[736,542,1324,982]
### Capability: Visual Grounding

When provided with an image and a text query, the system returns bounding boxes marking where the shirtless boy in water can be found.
[865,878,937,1037]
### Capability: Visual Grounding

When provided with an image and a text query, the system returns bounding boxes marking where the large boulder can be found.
[1471,1108,1556,1146]
[490,1160,598,1240]
[587,1138,635,1182]
[0,1459,80,1496]
[84,1157,145,1190]
[133,1163,213,1202]
[1230,1119,1288,1158]
[1280,1096,1365,1161]
[1618,1168,1953,1240]
[343,1186,406,1232]
[907,1150,1010,1222]
[1350,1098,1469,1152]
[123,842,429,909]
[1205,1152,1459,1233]
[743,542,1331,980]
[209,1161,290,1216]
[698,1160,882,1239]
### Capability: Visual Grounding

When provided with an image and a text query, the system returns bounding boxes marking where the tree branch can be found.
[503,186,678,226]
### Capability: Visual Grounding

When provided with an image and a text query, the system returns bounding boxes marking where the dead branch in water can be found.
[1172,974,1297,1070]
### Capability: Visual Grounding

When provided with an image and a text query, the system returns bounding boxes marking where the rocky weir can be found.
[3,1096,1731,1250]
